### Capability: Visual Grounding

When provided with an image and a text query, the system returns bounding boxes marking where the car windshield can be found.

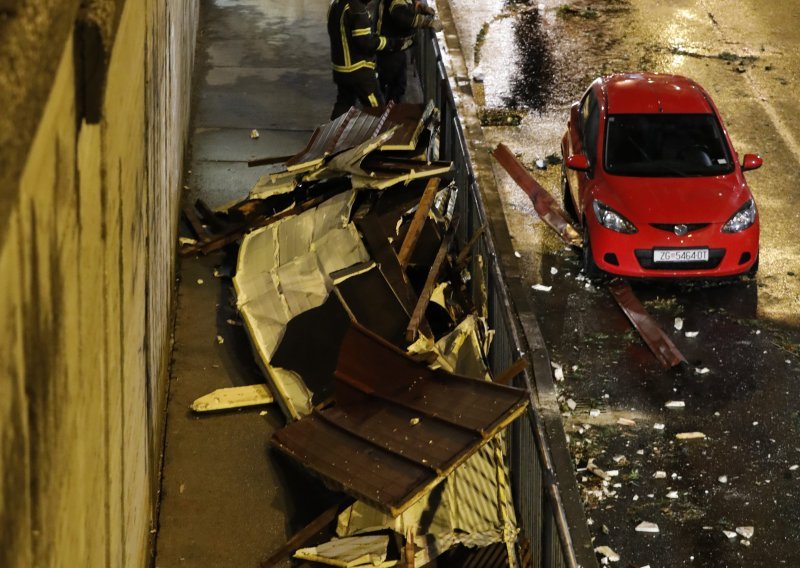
[604,113,734,177]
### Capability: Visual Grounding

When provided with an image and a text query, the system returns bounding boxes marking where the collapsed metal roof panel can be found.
[271,323,529,517]
[285,103,432,171]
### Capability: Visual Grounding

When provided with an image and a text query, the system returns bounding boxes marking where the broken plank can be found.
[181,193,331,256]
[494,357,529,385]
[455,223,487,266]
[190,384,273,413]
[406,216,459,342]
[260,497,356,568]
[397,177,440,268]
[608,278,687,368]
[182,202,212,242]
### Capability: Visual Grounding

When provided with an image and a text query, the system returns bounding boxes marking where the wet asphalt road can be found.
[443,0,800,566]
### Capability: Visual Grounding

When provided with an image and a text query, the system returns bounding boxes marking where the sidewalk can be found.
[155,1,337,566]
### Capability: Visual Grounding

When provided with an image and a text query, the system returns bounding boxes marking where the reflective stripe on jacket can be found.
[328,0,390,73]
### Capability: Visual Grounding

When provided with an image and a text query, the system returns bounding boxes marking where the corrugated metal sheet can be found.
[286,102,434,170]
[272,323,529,517]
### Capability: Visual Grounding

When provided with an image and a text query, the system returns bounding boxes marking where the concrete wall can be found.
[0,0,198,566]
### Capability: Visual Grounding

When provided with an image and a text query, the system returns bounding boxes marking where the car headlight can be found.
[592,200,638,234]
[721,199,757,233]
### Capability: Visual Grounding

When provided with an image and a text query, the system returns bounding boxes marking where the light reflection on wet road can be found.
[441,0,800,565]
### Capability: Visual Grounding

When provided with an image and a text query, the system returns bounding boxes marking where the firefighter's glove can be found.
[416,1,436,15]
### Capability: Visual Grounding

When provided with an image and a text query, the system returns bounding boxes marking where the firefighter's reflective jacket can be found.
[328,0,392,73]
[376,0,434,38]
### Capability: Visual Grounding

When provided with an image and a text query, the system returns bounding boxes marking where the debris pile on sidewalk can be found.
[185,104,532,567]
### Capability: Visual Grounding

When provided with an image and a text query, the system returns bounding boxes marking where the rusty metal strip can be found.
[491,143,581,246]
[405,216,459,342]
[397,177,440,268]
[608,278,687,368]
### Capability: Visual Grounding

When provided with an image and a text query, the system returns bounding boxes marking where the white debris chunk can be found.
[514,250,522,258]
[617,417,636,426]
[532,283,552,292]
[736,526,755,539]
[635,521,660,533]
[551,266,559,275]
[674,317,684,330]
[723,530,737,539]
[718,475,728,484]
[612,455,626,464]
[653,423,665,430]
[216,335,225,345]
[676,432,706,440]
[666,491,679,499]
[606,469,619,477]
[685,331,699,338]
[190,384,273,412]
[535,159,546,169]
[594,545,620,562]
[695,367,710,375]
[551,362,565,381]
[179,237,198,246]
[590,409,601,417]
[197,278,204,285]
[790,465,799,471]
[632,494,639,501]
[587,458,610,481]
[653,471,667,479]
[567,398,577,411]
[250,129,260,139]
[665,400,685,408]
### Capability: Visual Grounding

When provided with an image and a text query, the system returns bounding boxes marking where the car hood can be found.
[595,174,752,224]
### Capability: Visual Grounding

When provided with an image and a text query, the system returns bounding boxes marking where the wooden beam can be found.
[182,202,212,243]
[260,497,356,567]
[455,223,486,266]
[405,216,459,342]
[396,177,440,268]
[494,356,529,385]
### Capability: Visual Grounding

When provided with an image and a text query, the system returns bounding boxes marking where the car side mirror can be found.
[741,154,763,171]
[565,154,591,171]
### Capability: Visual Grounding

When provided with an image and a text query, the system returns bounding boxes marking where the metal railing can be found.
[415,28,598,568]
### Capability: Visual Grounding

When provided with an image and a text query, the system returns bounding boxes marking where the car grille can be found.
[635,248,725,270]
[650,223,710,234]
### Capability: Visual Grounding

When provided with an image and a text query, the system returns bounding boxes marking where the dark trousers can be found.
[330,67,385,120]
[377,50,408,103]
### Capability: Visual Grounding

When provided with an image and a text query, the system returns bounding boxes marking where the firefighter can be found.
[375,0,441,103]
[328,0,409,119]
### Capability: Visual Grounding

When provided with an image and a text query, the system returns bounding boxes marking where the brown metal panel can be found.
[271,323,529,517]
[272,415,431,509]
[322,402,477,469]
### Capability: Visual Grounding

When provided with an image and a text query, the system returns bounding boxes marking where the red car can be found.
[561,73,762,278]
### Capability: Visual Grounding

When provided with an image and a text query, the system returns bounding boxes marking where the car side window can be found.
[582,91,600,166]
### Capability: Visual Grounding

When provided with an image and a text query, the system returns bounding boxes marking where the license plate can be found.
[653,248,709,263]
